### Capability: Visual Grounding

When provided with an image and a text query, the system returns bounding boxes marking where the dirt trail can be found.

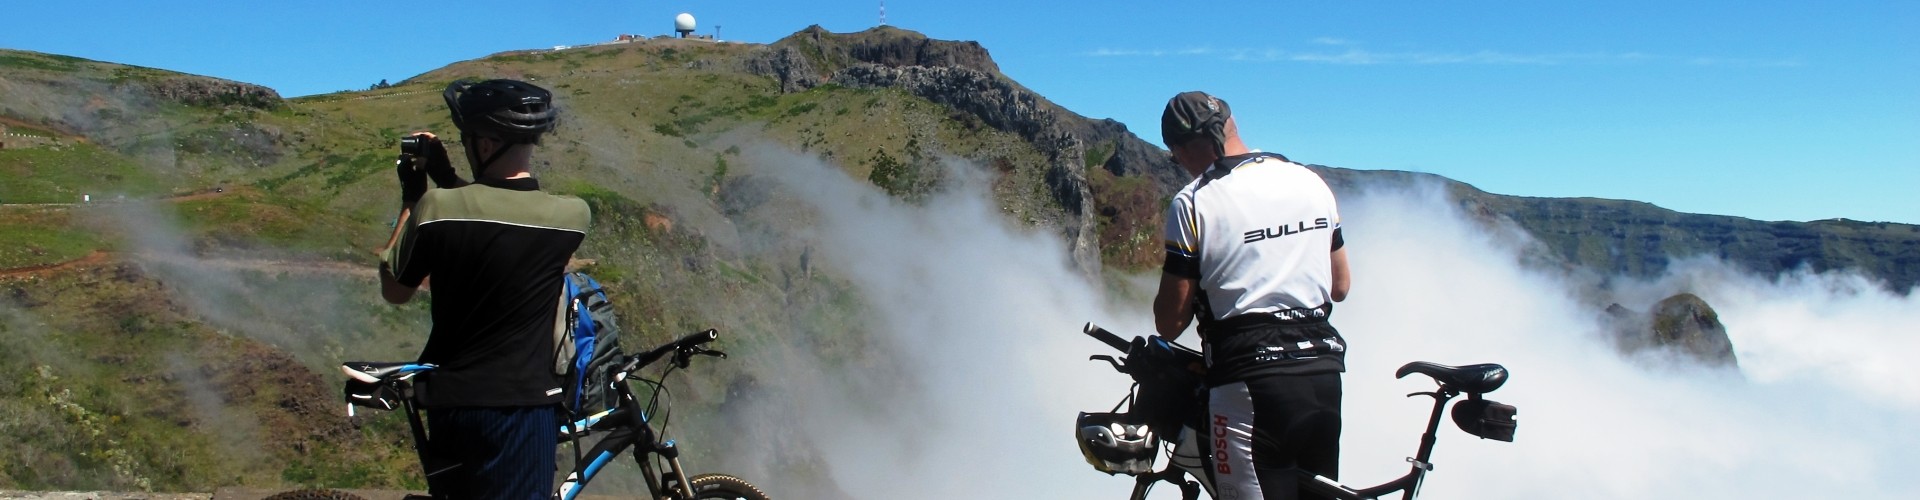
[0,251,374,281]
[2,252,594,281]
[0,491,207,500]
[0,250,110,279]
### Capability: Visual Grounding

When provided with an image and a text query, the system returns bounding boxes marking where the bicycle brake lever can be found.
[700,349,728,359]
[1089,355,1126,373]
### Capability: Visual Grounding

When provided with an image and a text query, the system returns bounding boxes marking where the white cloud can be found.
[706,150,1911,499]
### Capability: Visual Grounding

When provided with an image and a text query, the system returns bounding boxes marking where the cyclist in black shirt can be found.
[378,79,590,499]
[1153,91,1352,500]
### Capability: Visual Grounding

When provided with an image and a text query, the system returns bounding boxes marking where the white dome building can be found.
[674,13,696,38]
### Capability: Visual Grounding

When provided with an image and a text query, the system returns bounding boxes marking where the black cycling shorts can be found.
[1208,372,1342,500]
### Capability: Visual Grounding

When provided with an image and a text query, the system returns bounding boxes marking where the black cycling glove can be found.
[421,138,464,188]
[397,154,428,204]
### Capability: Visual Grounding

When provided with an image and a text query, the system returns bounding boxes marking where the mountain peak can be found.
[771,25,1000,76]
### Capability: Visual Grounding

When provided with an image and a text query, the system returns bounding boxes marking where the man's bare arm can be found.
[1330,247,1351,302]
[378,207,421,305]
[1153,273,1199,341]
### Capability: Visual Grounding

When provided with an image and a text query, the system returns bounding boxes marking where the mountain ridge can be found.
[0,25,1915,493]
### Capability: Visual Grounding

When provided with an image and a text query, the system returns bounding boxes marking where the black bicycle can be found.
[1075,323,1518,500]
[270,329,768,500]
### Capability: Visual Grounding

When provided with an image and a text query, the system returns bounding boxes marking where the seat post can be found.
[401,393,434,477]
[1392,390,1456,500]
[1414,390,1455,463]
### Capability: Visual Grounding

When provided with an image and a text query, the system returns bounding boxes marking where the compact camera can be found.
[399,135,427,157]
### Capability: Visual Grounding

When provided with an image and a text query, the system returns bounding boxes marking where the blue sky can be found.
[4,1,1915,223]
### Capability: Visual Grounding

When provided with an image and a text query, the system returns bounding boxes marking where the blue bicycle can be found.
[268,329,769,500]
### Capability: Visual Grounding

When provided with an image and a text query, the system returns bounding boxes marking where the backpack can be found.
[554,272,625,418]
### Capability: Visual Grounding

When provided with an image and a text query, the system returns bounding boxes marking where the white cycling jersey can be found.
[1163,153,1342,322]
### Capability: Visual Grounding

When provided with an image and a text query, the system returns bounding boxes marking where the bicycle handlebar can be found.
[622,329,720,374]
[1082,322,1132,354]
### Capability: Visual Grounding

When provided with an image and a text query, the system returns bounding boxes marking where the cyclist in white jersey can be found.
[1152,91,1352,500]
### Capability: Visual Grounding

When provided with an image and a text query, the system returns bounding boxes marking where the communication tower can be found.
[880,1,887,26]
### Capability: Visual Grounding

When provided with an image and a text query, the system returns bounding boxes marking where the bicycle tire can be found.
[686,473,771,500]
[260,489,371,500]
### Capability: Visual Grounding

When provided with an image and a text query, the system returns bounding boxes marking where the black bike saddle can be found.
[341,361,436,383]
[1396,362,1507,394]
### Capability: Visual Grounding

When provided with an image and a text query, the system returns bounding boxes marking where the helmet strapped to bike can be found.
[443,79,558,174]
[1076,411,1158,475]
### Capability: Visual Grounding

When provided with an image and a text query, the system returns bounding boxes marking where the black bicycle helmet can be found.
[443,79,558,144]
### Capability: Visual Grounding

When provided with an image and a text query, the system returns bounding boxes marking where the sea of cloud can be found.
[720,146,1916,500]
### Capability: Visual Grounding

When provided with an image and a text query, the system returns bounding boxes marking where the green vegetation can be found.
[0,144,170,204]
[0,51,84,72]
[0,218,98,268]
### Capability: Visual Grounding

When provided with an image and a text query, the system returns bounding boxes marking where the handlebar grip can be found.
[675,329,719,348]
[1082,323,1133,354]
[626,329,721,372]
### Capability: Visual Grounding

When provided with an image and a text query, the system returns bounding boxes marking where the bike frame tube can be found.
[366,332,727,500]
[398,394,434,479]
[1297,389,1458,500]
[558,450,618,500]
[1129,469,1201,500]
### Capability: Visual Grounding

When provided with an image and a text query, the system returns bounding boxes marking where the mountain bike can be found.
[270,329,768,500]
[1074,323,1518,500]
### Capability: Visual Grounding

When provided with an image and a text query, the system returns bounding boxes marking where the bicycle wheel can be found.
[686,473,771,500]
[260,489,371,500]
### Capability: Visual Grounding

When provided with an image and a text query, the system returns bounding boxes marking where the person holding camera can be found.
[1152,91,1352,500]
[377,79,589,499]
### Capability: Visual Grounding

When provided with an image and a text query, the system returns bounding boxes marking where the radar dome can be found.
[674,13,696,33]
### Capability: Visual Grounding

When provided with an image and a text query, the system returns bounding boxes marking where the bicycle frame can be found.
[555,358,698,500]
[1297,387,1462,500]
[1082,323,1511,500]
[354,330,724,500]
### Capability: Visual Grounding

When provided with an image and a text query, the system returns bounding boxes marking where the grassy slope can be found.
[1,38,1065,492]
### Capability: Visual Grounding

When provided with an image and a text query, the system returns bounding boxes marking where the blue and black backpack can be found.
[555,272,625,418]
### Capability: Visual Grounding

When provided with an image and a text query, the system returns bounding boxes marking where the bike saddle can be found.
[1396,361,1507,394]
[341,361,436,383]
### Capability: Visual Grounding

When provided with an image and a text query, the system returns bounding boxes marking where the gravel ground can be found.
[0,493,211,500]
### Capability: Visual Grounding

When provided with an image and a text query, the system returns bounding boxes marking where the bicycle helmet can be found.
[443,79,558,144]
[1076,412,1158,475]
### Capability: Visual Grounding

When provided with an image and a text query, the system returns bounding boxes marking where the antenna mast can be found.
[880,1,888,26]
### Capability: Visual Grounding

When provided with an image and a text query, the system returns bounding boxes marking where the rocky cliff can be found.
[744,27,1920,291]
[747,26,1122,277]
[1312,167,1920,292]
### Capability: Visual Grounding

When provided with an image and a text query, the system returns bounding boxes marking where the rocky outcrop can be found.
[746,26,1107,276]
[1650,293,1738,367]
[742,45,822,94]
[749,25,999,81]
[138,76,281,110]
[828,63,1101,276]
[1603,293,1739,369]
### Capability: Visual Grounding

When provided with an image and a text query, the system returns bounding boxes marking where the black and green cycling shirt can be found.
[382,177,590,408]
